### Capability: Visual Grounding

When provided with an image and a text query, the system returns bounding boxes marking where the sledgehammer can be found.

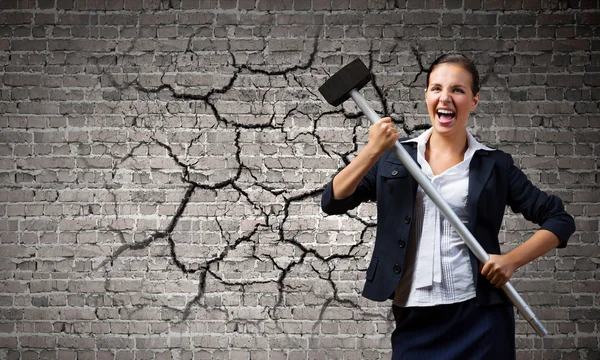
[318,58,548,337]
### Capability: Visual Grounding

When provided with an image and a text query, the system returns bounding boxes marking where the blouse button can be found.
[404,216,411,224]
[391,170,398,176]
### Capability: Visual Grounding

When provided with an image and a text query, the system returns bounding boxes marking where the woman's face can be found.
[425,63,480,138]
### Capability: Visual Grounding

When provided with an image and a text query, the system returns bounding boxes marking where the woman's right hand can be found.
[367,117,400,156]
[331,117,399,199]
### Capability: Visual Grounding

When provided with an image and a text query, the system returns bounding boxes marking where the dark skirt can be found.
[391,299,515,360]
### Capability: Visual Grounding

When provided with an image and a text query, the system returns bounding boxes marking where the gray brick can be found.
[20,335,56,348]
[97,336,135,349]
[56,336,96,349]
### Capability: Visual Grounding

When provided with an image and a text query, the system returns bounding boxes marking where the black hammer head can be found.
[318,58,371,107]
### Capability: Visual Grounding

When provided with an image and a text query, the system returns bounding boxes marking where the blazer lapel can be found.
[468,150,495,232]
[405,143,419,196]
[405,142,418,163]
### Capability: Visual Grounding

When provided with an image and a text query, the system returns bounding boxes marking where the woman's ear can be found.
[471,93,480,111]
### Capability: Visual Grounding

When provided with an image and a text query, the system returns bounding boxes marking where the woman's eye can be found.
[453,88,464,93]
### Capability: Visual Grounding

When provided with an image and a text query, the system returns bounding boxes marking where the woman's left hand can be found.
[479,254,518,288]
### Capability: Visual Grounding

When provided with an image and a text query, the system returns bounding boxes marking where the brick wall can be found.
[0,0,598,359]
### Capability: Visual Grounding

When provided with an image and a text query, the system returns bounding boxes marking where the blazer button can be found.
[391,170,398,176]
[393,264,402,274]
[398,239,405,248]
[404,216,411,224]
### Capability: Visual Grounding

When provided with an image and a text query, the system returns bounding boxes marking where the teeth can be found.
[438,109,454,115]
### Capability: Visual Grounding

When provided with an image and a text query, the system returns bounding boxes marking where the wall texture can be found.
[0,0,599,359]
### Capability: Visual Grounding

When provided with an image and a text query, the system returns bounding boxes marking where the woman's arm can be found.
[480,229,561,288]
[481,153,575,288]
[332,117,399,199]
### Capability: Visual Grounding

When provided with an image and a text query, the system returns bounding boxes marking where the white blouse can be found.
[393,129,495,307]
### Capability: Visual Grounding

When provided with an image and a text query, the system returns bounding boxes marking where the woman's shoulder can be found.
[475,145,513,161]
[473,146,517,172]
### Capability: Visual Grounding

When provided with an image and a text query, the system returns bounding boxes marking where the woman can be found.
[320,54,576,359]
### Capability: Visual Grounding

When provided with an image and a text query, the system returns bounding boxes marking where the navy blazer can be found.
[321,141,576,306]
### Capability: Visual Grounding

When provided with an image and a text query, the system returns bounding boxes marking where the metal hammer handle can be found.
[349,89,548,337]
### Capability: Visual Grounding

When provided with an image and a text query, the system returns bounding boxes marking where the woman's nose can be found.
[439,90,450,102]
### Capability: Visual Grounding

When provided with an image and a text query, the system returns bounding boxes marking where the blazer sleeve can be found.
[321,157,380,215]
[505,153,576,247]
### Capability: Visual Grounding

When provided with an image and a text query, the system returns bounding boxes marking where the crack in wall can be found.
[93,29,430,334]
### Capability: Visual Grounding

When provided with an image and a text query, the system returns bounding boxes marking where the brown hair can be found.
[426,53,480,94]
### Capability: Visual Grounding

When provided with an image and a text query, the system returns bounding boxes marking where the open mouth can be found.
[437,109,456,124]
